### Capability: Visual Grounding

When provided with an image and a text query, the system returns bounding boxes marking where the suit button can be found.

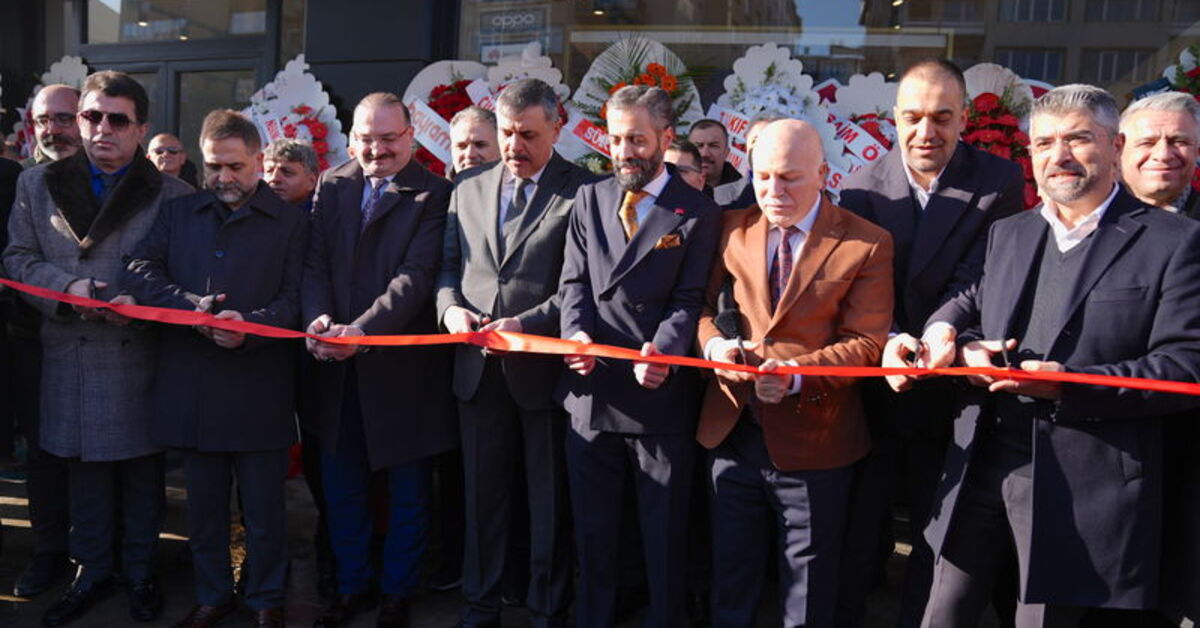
[498,276,509,285]
[634,304,645,313]
[763,336,775,346]
[214,250,225,259]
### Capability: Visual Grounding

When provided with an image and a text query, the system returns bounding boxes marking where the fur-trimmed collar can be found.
[44,150,163,252]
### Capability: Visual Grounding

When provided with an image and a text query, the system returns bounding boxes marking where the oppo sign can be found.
[480,8,546,35]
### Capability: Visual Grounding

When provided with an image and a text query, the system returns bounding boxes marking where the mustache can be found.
[614,157,654,171]
[40,133,77,147]
[1045,163,1086,177]
[504,152,531,162]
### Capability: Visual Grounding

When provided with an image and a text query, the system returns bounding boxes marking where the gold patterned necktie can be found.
[620,190,648,241]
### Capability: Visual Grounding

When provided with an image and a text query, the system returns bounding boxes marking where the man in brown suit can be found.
[697,120,894,627]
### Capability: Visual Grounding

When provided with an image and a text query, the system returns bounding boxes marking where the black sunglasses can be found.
[78,110,135,130]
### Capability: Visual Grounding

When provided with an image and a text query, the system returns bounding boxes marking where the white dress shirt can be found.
[902,148,951,210]
[360,175,392,209]
[625,166,671,224]
[1040,183,1118,253]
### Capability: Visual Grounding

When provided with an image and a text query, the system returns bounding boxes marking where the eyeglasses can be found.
[151,146,183,155]
[78,110,135,130]
[352,127,412,146]
[33,113,76,129]
[675,164,703,175]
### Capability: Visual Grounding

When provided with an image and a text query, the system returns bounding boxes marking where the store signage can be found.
[409,99,453,164]
[479,6,548,35]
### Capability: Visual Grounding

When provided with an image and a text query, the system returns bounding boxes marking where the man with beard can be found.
[915,85,1200,626]
[123,109,306,628]
[2,83,80,600]
[5,70,193,626]
[449,106,501,177]
[21,85,82,169]
[835,59,1024,628]
[302,92,455,627]
[438,77,596,628]
[146,133,199,188]
[1120,92,1200,216]
[689,119,742,189]
[558,85,721,627]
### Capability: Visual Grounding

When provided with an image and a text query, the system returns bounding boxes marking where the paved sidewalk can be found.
[0,463,997,627]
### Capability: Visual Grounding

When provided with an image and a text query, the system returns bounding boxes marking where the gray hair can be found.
[263,139,319,175]
[1121,91,1200,134]
[1032,84,1120,137]
[607,85,674,130]
[450,105,497,131]
[495,78,560,123]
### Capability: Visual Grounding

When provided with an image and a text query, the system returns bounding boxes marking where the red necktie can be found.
[769,226,800,311]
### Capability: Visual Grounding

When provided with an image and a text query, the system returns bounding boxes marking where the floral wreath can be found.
[283,105,332,171]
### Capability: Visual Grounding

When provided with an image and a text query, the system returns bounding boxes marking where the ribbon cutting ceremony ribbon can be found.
[4,277,1200,396]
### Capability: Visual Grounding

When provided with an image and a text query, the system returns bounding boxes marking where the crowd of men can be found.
[0,56,1197,628]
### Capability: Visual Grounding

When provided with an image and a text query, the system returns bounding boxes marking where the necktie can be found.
[620,190,648,241]
[500,178,532,257]
[361,177,386,232]
[769,226,800,310]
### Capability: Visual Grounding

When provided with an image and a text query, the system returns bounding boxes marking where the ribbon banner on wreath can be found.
[241,55,350,172]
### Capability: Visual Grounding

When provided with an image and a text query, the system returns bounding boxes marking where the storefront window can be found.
[456,0,1197,108]
[87,0,267,43]
[178,69,256,150]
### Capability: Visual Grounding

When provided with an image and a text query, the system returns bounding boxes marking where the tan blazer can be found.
[696,199,894,471]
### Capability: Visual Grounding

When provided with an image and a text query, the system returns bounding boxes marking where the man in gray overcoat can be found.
[3,71,192,627]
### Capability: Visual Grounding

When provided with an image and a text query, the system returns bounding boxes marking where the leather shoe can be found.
[173,602,237,627]
[376,594,409,627]
[253,607,285,628]
[41,576,117,627]
[128,578,163,621]
[314,593,376,627]
[14,552,71,598]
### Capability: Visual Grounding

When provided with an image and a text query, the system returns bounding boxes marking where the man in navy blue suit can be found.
[911,85,1200,626]
[558,85,722,627]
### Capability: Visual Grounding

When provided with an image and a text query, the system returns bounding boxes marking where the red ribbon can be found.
[4,277,1199,396]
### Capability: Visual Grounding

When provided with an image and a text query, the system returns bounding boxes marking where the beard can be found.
[1040,163,1098,204]
[613,152,664,191]
[210,180,255,207]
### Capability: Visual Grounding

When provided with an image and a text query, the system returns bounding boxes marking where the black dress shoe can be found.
[376,594,410,627]
[173,602,238,628]
[314,593,376,627]
[128,579,163,621]
[41,577,117,627]
[253,607,285,628]
[14,552,71,598]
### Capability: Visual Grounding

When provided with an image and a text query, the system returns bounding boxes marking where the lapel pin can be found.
[673,208,685,216]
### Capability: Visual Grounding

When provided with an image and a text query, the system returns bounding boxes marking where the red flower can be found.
[283,123,298,138]
[312,140,329,154]
[318,157,330,171]
[992,114,1020,128]
[1012,130,1030,145]
[608,81,628,95]
[308,121,328,139]
[414,146,446,177]
[1187,67,1200,79]
[646,63,668,77]
[660,75,678,92]
[973,93,1002,114]
[1018,156,1034,180]
[635,74,655,86]
[293,105,313,115]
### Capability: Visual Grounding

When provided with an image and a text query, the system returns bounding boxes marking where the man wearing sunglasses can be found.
[302,91,455,627]
[146,133,199,188]
[3,70,193,626]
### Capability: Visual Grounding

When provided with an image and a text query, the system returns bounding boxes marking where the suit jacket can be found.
[300,159,455,470]
[436,153,598,408]
[557,165,722,434]
[3,152,193,461]
[840,142,1024,433]
[925,189,1200,609]
[696,201,894,471]
[122,182,308,452]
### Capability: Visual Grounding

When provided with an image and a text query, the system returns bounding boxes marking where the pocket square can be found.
[654,234,682,250]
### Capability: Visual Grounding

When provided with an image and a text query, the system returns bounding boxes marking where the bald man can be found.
[23,84,81,168]
[697,120,894,627]
[146,133,199,188]
[1120,92,1200,217]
